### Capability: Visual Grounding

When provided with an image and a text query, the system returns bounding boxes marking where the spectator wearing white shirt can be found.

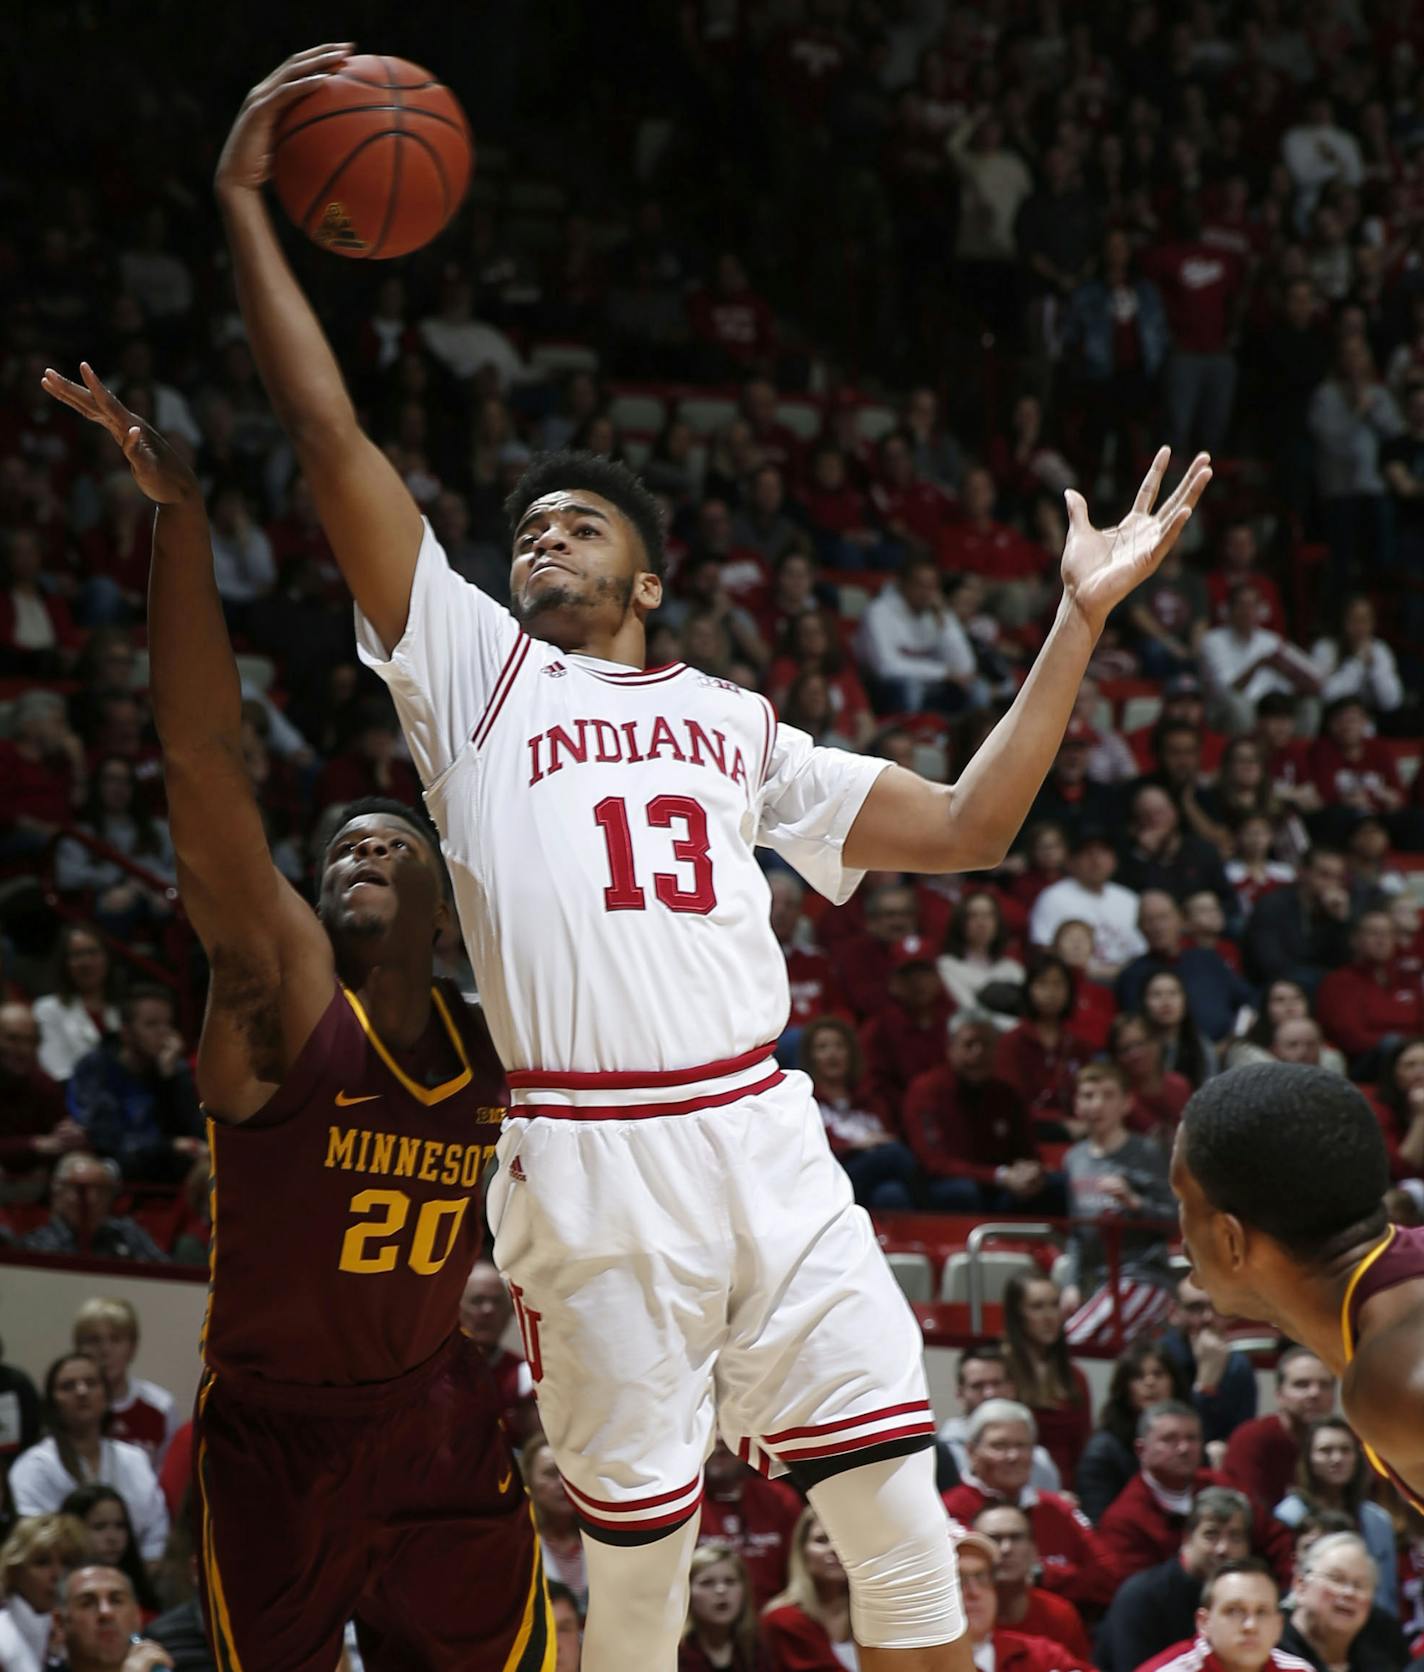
[1200,583,1322,734]
[418,271,528,387]
[117,207,194,322]
[1282,97,1364,226]
[110,338,202,451]
[1030,829,1148,982]
[8,1354,168,1563]
[0,1514,88,1672]
[1311,596,1403,715]
[1308,336,1403,603]
[855,555,985,715]
[32,923,122,1084]
[207,481,275,611]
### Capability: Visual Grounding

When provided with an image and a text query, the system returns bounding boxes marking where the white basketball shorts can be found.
[486,1056,935,1544]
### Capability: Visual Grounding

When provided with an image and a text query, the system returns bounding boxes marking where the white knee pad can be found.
[580,1513,700,1672]
[808,1448,966,1651]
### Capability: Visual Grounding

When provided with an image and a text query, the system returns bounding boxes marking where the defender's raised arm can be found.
[215,45,423,651]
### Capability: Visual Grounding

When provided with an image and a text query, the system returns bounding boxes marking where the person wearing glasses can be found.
[1278,1534,1408,1672]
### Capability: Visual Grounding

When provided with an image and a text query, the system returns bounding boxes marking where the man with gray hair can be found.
[21,1152,166,1262]
[52,1565,173,1671]
[902,1010,1057,1212]
[1098,1487,1254,1672]
[943,1399,1115,1607]
[1278,1532,1403,1672]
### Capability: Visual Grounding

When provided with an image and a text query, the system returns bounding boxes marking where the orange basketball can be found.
[271,55,473,260]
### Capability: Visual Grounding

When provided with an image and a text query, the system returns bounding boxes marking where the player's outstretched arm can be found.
[844,448,1213,873]
[42,364,334,1121]
[215,44,423,652]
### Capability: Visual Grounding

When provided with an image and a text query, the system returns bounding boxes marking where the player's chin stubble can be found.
[513,572,633,626]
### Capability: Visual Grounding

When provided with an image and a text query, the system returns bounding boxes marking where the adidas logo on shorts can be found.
[508,1154,528,1183]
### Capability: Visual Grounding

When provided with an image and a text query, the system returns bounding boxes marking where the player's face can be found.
[1170,1132,1264,1324]
[690,1558,745,1628]
[509,491,661,647]
[319,816,441,943]
[1199,1573,1282,1672]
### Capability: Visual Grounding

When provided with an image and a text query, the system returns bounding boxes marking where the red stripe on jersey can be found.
[508,1041,779,1091]
[764,1400,933,1444]
[758,695,776,788]
[572,1493,705,1533]
[473,634,532,749]
[517,1068,784,1122]
[772,1420,937,1461]
[561,1472,701,1514]
[581,661,686,683]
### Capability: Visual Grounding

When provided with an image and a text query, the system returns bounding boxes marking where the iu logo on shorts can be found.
[507,1280,544,1383]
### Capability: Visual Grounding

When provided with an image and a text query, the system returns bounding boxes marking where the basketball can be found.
[271,54,473,260]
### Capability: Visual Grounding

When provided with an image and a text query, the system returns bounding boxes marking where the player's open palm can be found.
[41,362,197,506]
[1061,447,1213,634]
[216,43,354,193]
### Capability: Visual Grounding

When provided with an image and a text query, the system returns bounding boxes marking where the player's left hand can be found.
[40,362,200,507]
[1061,447,1212,635]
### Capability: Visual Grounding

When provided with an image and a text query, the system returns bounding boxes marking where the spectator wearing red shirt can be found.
[1003,1274,1094,1487]
[1254,694,1320,819]
[995,956,1095,1135]
[457,1260,538,1446]
[830,882,919,1018]
[1050,921,1120,1051]
[1222,1349,1337,1512]
[902,1011,1058,1214]
[1138,1560,1309,1672]
[0,689,85,860]
[696,1443,801,1612]
[871,429,956,556]
[314,699,420,814]
[1010,822,1070,916]
[1310,697,1405,830]
[1225,815,1297,922]
[801,442,892,569]
[687,252,776,378]
[770,873,847,1037]
[1141,205,1245,459]
[943,1399,1114,1608]
[764,611,873,750]
[1111,1013,1193,1140]
[858,935,955,1117]
[1206,522,1287,636]
[938,466,1052,626]
[1316,910,1424,1072]
[680,1541,772,1672]
[800,1015,916,1210]
[738,379,806,485]
[0,1000,83,1180]
[952,1526,1094,1672]
[974,1503,1095,1659]
[1128,676,1227,776]
[760,1509,857,1672]
[681,498,773,615]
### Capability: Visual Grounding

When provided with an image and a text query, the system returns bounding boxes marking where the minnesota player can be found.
[214,46,1212,1672]
[1175,1063,1424,1511]
[41,363,552,1672]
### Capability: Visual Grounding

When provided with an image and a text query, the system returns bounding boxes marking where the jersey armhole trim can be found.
[472,632,532,751]
[758,694,777,789]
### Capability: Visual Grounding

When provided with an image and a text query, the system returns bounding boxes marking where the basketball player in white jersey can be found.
[213,46,1212,1672]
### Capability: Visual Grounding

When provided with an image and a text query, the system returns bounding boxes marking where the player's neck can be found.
[1258,1236,1387,1373]
[340,955,436,1052]
[535,613,647,670]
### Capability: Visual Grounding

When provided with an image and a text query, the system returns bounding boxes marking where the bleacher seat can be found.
[623,437,651,469]
[680,395,739,435]
[887,1251,934,1302]
[855,404,898,443]
[609,392,667,433]
[940,1250,1040,1304]
[1121,695,1162,734]
[776,400,821,440]
[530,342,601,378]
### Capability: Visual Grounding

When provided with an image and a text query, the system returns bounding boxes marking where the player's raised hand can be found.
[41,362,198,507]
[215,43,354,194]
[1060,448,1212,634]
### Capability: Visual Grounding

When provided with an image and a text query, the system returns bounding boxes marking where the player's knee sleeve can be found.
[580,1512,699,1672]
[808,1448,966,1651]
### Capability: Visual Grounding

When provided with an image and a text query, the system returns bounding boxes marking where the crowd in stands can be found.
[13,0,1424,1664]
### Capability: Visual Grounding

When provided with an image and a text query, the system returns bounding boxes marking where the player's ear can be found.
[1219,1210,1249,1274]
[634,569,663,614]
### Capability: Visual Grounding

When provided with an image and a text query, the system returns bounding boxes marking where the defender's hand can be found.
[215,43,354,195]
[42,363,199,506]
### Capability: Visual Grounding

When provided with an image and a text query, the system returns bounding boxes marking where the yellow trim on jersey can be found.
[196,1375,246,1672]
[1340,1225,1397,1365]
[502,1504,557,1672]
[198,1116,218,1366]
[341,984,473,1106]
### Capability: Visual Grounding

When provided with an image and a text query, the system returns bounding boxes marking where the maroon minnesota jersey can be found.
[1343,1221,1424,1512]
[202,981,506,1388]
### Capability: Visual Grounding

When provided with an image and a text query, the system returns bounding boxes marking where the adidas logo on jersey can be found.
[542,661,569,678]
[508,1154,528,1182]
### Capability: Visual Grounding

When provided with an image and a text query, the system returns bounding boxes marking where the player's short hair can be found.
[1185,1487,1251,1535]
[504,450,667,578]
[1200,1557,1277,1609]
[1181,1064,1390,1262]
[966,1398,1037,1447]
[73,1297,139,1347]
[1136,1399,1200,1441]
[328,796,450,899]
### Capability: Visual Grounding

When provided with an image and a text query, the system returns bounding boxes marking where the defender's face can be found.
[1170,1130,1258,1322]
[509,490,660,637]
[320,815,440,940]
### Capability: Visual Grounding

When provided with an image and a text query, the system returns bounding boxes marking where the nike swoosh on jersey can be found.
[498,1469,514,1493]
[334,1091,382,1107]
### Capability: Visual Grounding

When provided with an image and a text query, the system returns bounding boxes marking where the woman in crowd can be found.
[1225,811,1299,916]
[1280,1531,1399,1672]
[1140,969,1217,1087]
[1311,595,1403,715]
[0,1513,88,1672]
[1367,1038,1424,1178]
[53,755,176,942]
[1003,1272,1092,1483]
[937,888,1026,1023]
[521,1439,587,1609]
[780,669,860,751]
[7,1353,168,1562]
[1225,980,1346,1074]
[1110,1012,1193,1139]
[994,955,1094,1136]
[765,611,875,749]
[1194,739,1280,849]
[761,1511,857,1672]
[60,1483,162,1616]
[1049,919,1118,1049]
[31,920,123,1083]
[680,1541,769,1672]
[1274,1420,1399,1615]
[1075,1340,1190,1523]
[643,413,702,506]
[1008,822,1069,915]
[800,1016,917,1210]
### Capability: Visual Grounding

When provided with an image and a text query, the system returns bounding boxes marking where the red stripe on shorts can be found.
[772,1420,938,1462]
[560,1472,702,1515]
[764,1400,933,1445]
[516,1069,785,1122]
[508,1041,779,1091]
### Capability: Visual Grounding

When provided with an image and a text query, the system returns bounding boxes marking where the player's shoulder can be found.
[1344,1309,1424,1446]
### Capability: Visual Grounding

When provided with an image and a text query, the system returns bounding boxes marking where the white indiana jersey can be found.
[357,522,888,1083]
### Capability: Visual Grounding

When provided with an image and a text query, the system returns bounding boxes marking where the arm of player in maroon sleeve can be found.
[843,449,1212,875]
[41,365,334,1123]
[215,46,424,652]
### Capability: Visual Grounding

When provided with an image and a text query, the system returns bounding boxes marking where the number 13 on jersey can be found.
[593,794,716,914]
